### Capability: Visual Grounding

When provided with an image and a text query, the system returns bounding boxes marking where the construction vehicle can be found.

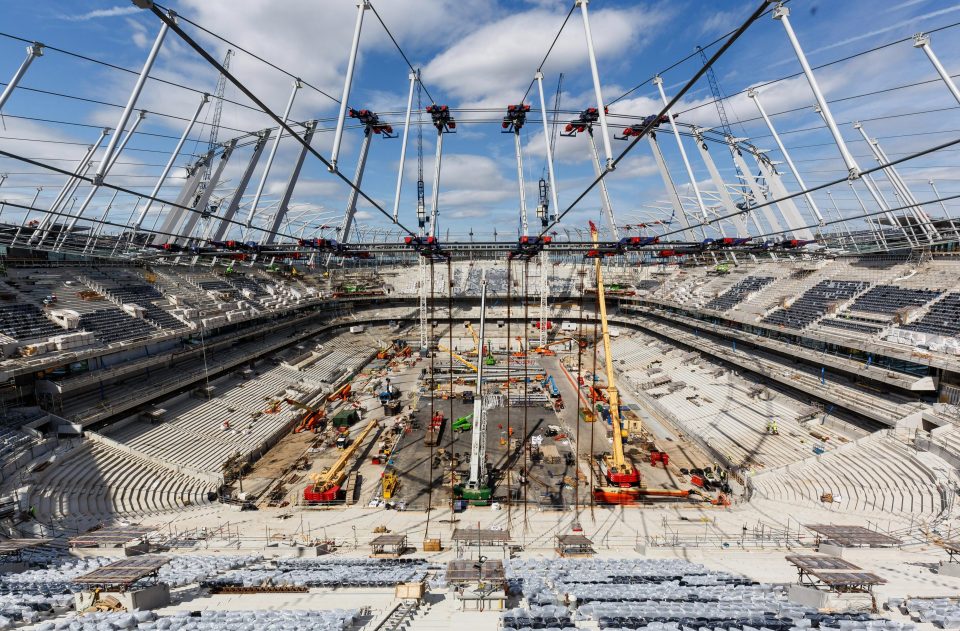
[484,340,496,366]
[304,418,380,503]
[455,275,493,504]
[381,471,399,499]
[464,321,480,355]
[425,412,444,446]
[378,378,402,414]
[285,398,328,433]
[330,383,352,401]
[545,375,560,397]
[438,345,478,372]
[452,413,473,433]
[579,408,596,423]
[588,221,641,504]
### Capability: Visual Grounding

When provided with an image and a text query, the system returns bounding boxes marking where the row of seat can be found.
[763,280,869,330]
[27,441,218,532]
[900,292,960,338]
[77,308,159,344]
[847,285,941,315]
[704,276,774,312]
[0,303,63,341]
[750,434,944,519]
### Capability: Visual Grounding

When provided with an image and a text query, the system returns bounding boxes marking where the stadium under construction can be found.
[1,1,960,630]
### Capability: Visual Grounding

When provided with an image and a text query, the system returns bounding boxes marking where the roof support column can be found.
[0,42,43,112]
[134,92,208,232]
[391,71,417,222]
[748,88,824,225]
[329,0,369,172]
[264,120,317,245]
[245,79,301,237]
[177,139,237,245]
[535,71,560,218]
[211,130,270,242]
[576,0,613,169]
[56,110,147,250]
[647,133,696,242]
[914,33,960,106]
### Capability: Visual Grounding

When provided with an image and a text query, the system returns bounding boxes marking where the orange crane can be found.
[285,398,327,433]
[589,221,641,504]
[329,383,352,401]
[304,418,379,503]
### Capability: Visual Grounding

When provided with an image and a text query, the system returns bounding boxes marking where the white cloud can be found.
[62,6,140,21]
[422,5,668,103]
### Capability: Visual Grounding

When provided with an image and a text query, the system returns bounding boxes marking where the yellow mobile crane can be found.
[589,221,642,504]
[303,418,380,503]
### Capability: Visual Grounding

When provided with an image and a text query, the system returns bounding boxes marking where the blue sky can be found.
[2,0,960,243]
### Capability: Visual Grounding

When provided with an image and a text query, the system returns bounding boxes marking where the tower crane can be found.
[588,220,641,503]
[456,274,492,504]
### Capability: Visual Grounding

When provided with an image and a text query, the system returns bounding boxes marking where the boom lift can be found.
[588,221,642,503]
[464,321,480,355]
[455,275,492,504]
[285,398,327,433]
[438,344,478,372]
[304,417,380,503]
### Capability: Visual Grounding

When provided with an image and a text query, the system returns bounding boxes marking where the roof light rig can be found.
[561,108,620,239]
[424,104,456,237]
[503,103,532,238]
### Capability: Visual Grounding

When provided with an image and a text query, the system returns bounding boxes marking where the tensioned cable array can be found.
[141,3,419,239]
[541,0,775,238]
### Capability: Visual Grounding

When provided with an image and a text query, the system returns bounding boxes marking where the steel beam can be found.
[265,121,317,244]
[774,4,859,177]
[330,0,369,172]
[692,129,750,236]
[576,0,613,168]
[0,42,43,112]
[654,76,711,232]
[134,93,208,231]
[647,134,696,242]
[151,150,213,245]
[392,71,417,222]
[56,110,147,250]
[177,139,237,245]
[245,79,301,235]
[748,88,824,225]
[914,33,960,106]
[211,130,270,242]
[535,71,560,220]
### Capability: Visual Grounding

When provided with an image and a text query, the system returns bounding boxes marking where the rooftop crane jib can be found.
[561,108,619,239]
[426,104,455,238]
[503,103,532,237]
[589,220,640,495]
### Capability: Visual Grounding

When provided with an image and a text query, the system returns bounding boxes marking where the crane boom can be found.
[466,275,489,492]
[465,322,480,354]
[590,221,631,473]
[304,418,379,502]
[438,344,478,372]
